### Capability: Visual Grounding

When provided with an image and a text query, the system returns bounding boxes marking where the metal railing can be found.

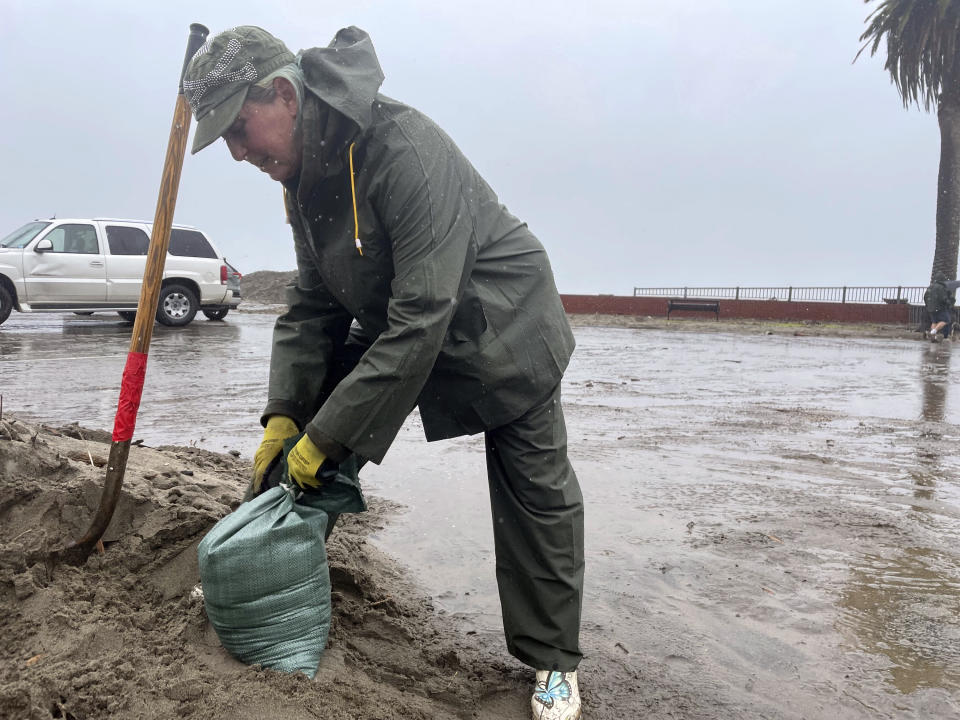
[632,286,925,305]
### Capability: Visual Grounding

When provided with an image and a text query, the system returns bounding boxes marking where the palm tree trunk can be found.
[933,98,960,281]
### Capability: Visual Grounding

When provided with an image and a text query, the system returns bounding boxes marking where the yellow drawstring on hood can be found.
[348,142,363,256]
[282,144,363,256]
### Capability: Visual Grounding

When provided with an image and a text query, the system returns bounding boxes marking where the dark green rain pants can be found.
[325,343,585,670]
[485,381,584,671]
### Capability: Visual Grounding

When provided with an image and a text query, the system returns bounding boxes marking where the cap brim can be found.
[190,86,250,155]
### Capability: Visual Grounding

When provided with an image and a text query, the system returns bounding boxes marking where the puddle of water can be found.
[562,325,960,425]
[838,548,960,694]
[0,313,272,456]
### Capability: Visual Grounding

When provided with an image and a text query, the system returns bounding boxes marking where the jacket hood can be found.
[299,26,385,132]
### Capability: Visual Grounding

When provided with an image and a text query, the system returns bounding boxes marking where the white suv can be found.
[0,218,241,327]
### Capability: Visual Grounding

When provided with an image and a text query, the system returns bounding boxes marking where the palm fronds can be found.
[857,0,960,110]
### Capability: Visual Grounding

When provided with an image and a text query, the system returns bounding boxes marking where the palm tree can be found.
[858,0,960,282]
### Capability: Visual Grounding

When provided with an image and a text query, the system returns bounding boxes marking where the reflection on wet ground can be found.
[2,313,959,716]
[921,345,951,423]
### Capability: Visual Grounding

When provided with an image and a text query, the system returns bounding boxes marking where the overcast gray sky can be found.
[0,0,939,294]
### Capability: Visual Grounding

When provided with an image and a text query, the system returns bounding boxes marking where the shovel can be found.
[56,23,209,564]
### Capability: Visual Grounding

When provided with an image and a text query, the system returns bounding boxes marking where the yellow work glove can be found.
[252,415,299,494]
[286,433,328,490]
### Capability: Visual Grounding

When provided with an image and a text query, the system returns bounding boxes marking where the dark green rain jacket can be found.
[925,279,957,314]
[262,27,575,464]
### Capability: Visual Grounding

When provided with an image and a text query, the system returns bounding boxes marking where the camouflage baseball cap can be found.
[183,26,295,154]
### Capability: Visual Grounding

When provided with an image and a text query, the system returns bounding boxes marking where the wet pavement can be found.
[2,311,959,717]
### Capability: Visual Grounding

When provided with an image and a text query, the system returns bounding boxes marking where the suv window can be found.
[106,225,150,255]
[44,224,99,254]
[169,229,217,258]
[1,221,50,248]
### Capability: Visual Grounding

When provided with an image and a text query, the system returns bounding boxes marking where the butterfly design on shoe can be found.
[533,671,573,709]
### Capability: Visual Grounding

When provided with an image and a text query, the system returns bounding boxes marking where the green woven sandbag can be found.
[198,441,365,678]
[197,485,330,676]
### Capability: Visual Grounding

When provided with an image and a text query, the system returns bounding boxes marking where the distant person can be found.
[184,26,584,720]
[924,273,960,342]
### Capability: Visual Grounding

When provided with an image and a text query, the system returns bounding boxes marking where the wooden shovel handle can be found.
[62,24,209,560]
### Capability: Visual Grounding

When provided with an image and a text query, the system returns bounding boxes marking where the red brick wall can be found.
[560,294,912,324]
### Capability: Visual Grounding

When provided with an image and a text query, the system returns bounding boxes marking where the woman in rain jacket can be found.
[184,26,584,720]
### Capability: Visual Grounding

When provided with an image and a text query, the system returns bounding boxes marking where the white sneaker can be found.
[531,670,582,720]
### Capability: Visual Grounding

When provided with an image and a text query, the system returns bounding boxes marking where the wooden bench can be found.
[667,299,720,321]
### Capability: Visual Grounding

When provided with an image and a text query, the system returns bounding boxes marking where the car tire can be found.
[0,285,12,325]
[156,284,198,327]
[202,308,229,321]
[118,311,137,322]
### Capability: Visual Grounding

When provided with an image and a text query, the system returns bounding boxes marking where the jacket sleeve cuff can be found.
[305,424,351,463]
[260,400,309,430]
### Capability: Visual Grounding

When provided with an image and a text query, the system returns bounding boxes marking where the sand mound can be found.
[0,418,530,720]
[240,271,296,306]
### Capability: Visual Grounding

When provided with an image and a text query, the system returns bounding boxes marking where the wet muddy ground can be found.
[1,310,959,718]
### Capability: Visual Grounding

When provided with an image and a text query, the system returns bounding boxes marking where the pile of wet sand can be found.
[0,418,534,720]
[240,270,296,306]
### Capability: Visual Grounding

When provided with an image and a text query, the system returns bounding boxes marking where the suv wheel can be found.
[202,308,229,321]
[156,284,198,326]
[118,311,137,322]
[0,285,12,325]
